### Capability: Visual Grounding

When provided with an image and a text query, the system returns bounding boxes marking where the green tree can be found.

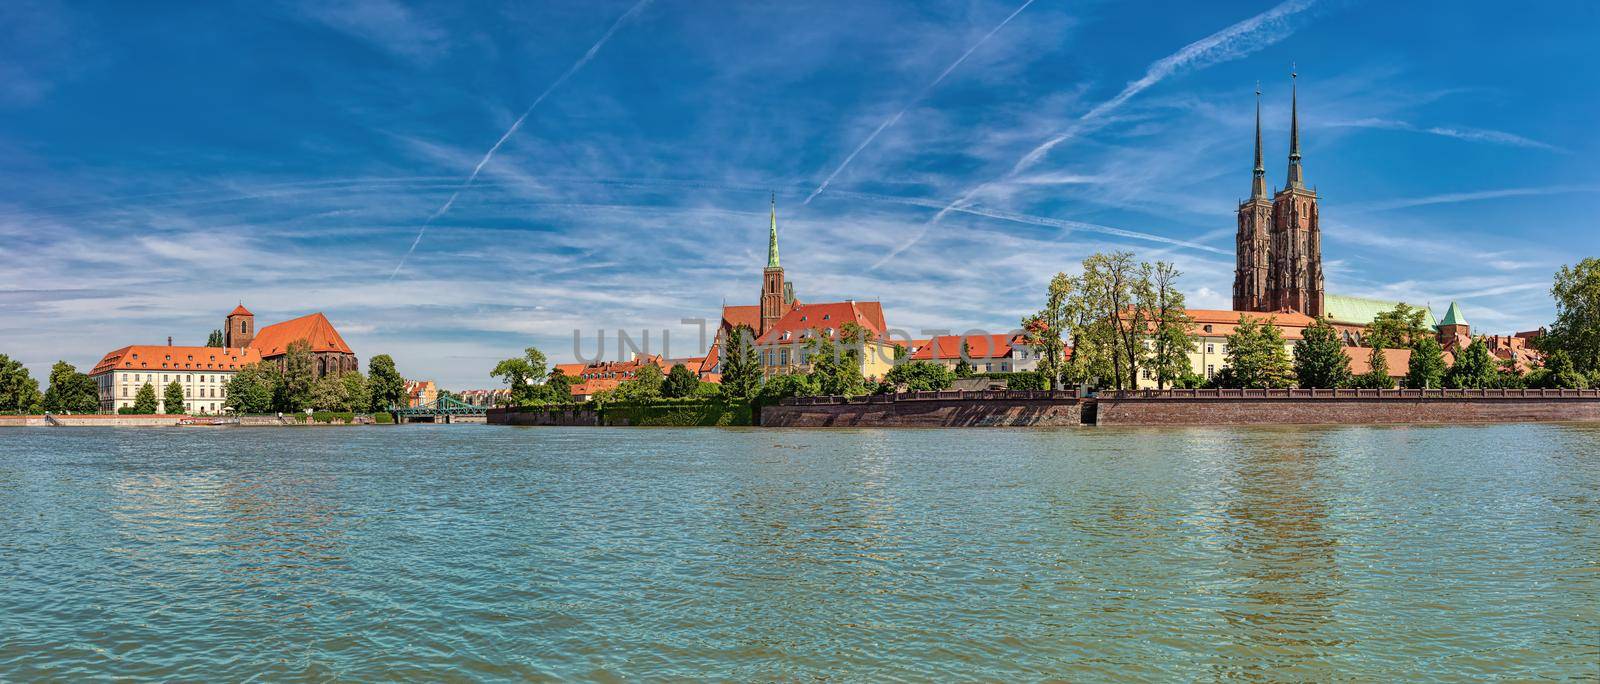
[540,370,574,403]
[132,382,159,414]
[1534,350,1588,389]
[491,347,548,406]
[1368,303,1432,349]
[1406,336,1447,389]
[275,340,315,412]
[1023,272,1073,390]
[953,341,976,378]
[309,373,353,411]
[367,354,406,411]
[43,361,100,413]
[883,361,955,392]
[206,329,225,347]
[1541,258,1600,375]
[616,363,664,400]
[1072,252,1149,390]
[0,354,43,413]
[663,363,699,398]
[719,325,761,402]
[163,381,187,414]
[1353,348,1395,389]
[340,371,370,411]
[1144,262,1197,390]
[1221,315,1295,389]
[756,373,816,406]
[225,363,277,414]
[1445,337,1499,388]
[805,323,869,396]
[1293,318,1351,388]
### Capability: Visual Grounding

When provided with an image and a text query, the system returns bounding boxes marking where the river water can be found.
[1,425,1597,680]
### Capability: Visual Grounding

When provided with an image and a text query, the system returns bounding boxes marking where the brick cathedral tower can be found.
[1234,71,1325,318]
[1264,70,1324,318]
[1233,85,1273,311]
[224,303,255,348]
[759,195,790,337]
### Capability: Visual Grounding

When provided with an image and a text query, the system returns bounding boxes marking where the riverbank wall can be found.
[0,413,388,427]
[1095,388,1600,425]
[489,400,751,427]
[0,414,188,427]
[761,388,1600,427]
[763,391,1083,427]
[489,407,600,426]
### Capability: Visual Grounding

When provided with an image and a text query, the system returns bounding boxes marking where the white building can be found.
[90,344,262,414]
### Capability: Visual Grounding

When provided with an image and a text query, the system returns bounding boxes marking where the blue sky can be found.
[2,0,1597,389]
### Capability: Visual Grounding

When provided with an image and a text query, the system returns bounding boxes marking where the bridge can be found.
[392,396,489,424]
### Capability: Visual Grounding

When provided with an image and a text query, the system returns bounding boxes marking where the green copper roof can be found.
[766,196,780,269]
[1437,301,1467,328]
[1323,293,1439,328]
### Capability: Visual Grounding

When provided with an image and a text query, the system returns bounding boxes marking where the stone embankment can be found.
[0,413,386,427]
[764,391,1083,427]
[1095,387,1600,425]
[761,387,1600,427]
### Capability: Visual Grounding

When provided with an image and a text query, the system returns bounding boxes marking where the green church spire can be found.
[766,192,780,269]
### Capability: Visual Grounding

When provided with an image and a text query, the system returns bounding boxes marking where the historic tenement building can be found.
[1234,74,1324,318]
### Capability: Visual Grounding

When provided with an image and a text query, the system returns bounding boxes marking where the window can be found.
[1143,368,1153,380]
[1203,324,1213,333]
[1206,344,1215,354]
[1206,365,1215,378]
[163,375,168,383]
[122,387,128,397]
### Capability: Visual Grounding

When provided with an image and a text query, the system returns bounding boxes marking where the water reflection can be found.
[1213,430,1344,680]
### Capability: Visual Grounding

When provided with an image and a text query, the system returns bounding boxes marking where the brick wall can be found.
[763,390,1082,428]
[488,407,600,426]
[1097,388,1600,426]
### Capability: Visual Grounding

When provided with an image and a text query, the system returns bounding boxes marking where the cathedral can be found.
[1232,73,1324,318]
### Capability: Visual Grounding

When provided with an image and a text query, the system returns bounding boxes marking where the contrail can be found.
[873,0,1320,270]
[389,0,655,279]
[803,0,1036,205]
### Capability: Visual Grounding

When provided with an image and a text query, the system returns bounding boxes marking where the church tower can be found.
[1265,70,1324,318]
[1233,85,1274,312]
[225,303,255,349]
[759,195,788,337]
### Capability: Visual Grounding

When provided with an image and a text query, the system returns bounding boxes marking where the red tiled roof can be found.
[91,345,262,376]
[229,304,253,317]
[1183,309,1316,341]
[248,312,354,357]
[753,300,888,346]
[565,355,668,397]
[719,305,761,332]
[909,334,1014,361]
[1344,346,1458,378]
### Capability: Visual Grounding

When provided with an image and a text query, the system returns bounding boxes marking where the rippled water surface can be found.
[2,424,1598,680]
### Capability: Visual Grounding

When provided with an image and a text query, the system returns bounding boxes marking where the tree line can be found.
[220,342,407,414]
[470,255,1600,407]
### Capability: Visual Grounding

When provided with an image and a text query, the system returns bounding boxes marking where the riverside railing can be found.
[1103,388,1600,400]
[782,390,1078,406]
[781,388,1600,405]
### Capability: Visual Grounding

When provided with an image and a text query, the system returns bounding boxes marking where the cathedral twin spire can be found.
[1250,69,1305,197]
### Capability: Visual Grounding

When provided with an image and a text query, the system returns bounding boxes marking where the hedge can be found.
[597,399,751,426]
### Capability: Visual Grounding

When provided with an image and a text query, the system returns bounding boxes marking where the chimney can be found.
[168,336,173,346]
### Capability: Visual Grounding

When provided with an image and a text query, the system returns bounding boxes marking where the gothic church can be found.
[1232,73,1324,318]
